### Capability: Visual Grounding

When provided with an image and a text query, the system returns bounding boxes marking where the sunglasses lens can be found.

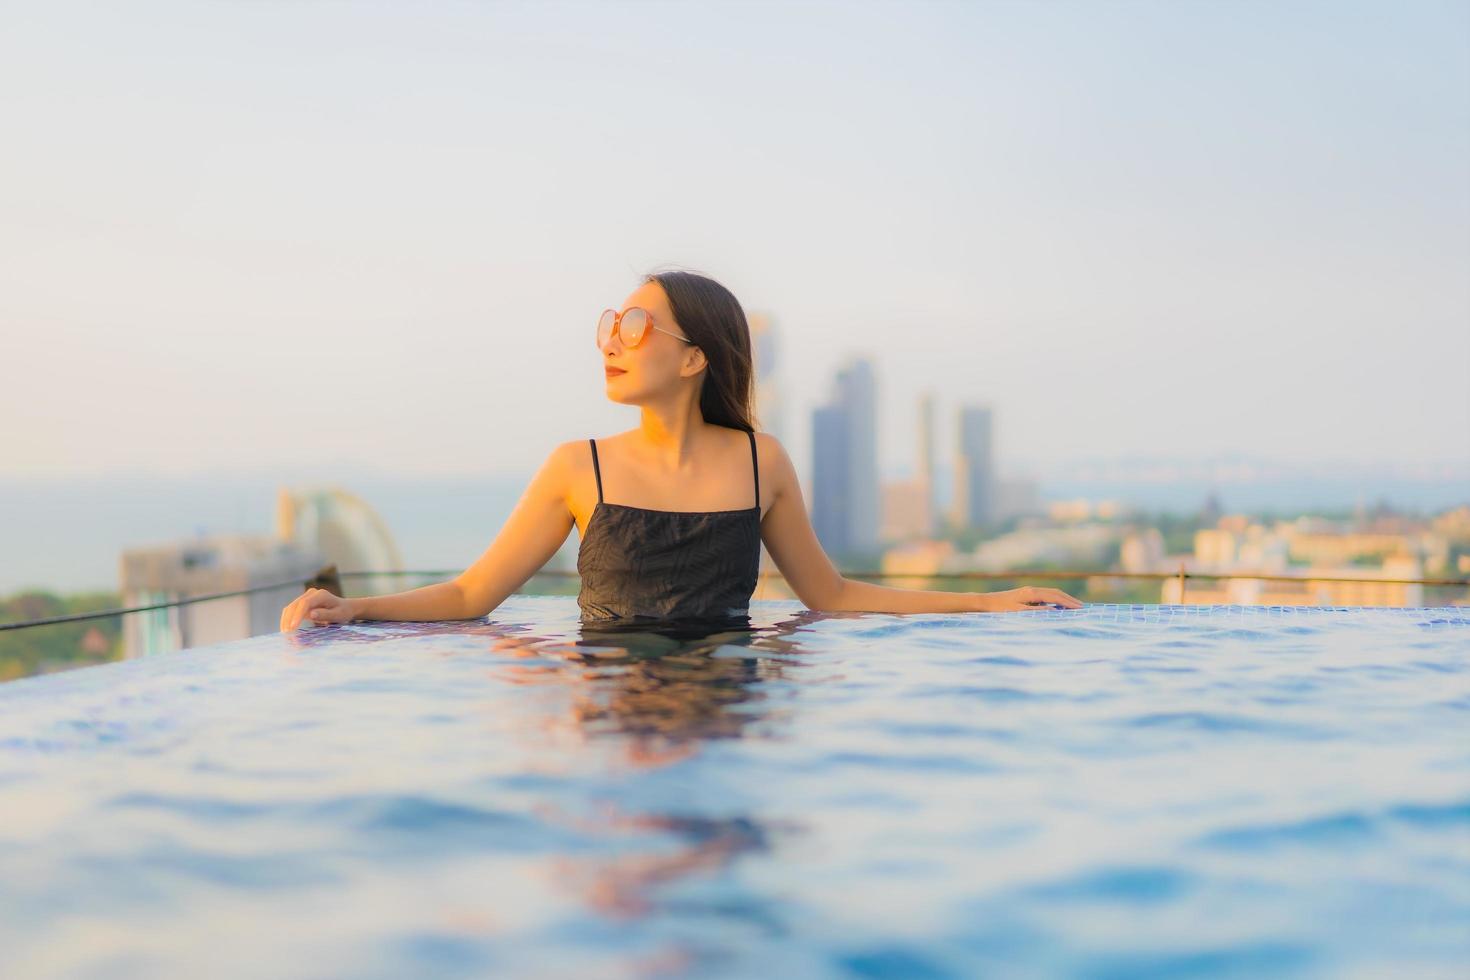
[597,310,616,348]
[622,308,649,346]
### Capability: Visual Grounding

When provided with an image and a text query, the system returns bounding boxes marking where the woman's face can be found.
[600,281,702,404]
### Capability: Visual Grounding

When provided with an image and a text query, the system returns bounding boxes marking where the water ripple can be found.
[0,600,1464,978]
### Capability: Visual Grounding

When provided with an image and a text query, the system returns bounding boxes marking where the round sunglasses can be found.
[597,307,696,350]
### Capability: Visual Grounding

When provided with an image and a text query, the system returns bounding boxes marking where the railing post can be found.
[1177,562,1187,604]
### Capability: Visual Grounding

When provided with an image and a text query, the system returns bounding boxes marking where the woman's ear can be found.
[682,346,708,377]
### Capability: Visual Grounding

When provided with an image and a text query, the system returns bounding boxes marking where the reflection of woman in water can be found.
[490,608,823,921]
[487,608,825,761]
[280,268,1081,633]
[284,599,818,924]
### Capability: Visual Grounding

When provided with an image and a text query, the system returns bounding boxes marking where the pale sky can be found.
[2,0,1467,487]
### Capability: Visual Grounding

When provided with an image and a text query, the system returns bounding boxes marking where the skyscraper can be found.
[811,404,851,558]
[748,311,783,441]
[880,391,940,544]
[918,390,937,536]
[836,358,879,552]
[952,404,995,531]
[811,356,880,559]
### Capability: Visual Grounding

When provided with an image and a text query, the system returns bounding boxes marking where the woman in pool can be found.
[279,269,1082,632]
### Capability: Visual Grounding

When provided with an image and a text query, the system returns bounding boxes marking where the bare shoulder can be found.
[752,431,796,491]
[529,439,587,498]
[548,438,591,476]
[751,430,787,461]
[550,437,590,460]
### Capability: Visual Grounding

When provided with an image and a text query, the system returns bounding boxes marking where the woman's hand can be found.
[982,586,1084,612]
[280,588,359,631]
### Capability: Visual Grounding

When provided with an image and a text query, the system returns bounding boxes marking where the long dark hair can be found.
[644,268,756,433]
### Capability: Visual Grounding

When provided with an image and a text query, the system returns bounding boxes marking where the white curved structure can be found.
[275,486,403,574]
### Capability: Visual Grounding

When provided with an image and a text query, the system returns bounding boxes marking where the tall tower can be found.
[951,404,995,531]
[836,357,879,554]
[811,404,851,558]
[918,390,937,536]
[811,356,880,560]
[748,312,783,440]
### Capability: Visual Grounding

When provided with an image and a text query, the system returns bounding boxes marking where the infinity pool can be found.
[1,599,1467,978]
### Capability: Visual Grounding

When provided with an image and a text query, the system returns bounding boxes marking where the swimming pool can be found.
[1,599,1466,978]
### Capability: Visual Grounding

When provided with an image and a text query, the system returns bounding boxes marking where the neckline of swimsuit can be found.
[593,500,761,517]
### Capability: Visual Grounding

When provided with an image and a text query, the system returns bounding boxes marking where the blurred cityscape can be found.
[2,310,1467,682]
[742,315,1469,610]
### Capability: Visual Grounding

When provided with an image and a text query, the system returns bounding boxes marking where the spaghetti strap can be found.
[589,438,604,504]
[747,429,759,509]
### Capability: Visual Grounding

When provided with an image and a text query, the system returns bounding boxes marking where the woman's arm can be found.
[755,433,1081,613]
[370,441,577,621]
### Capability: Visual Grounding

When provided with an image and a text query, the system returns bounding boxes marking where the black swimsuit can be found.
[577,430,762,624]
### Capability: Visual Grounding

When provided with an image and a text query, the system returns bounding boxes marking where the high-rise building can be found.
[951,404,995,531]
[748,312,783,441]
[918,390,937,536]
[811,405,851,558]
[811,356,880,560]
[837,358,879,552]
[879,390,940,544]
[880,478,930,543]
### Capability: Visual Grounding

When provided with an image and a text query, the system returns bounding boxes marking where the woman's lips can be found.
[605,367,626,377]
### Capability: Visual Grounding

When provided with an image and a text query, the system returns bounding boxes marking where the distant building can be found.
[811,357,879,560]
[877,391,941,543]
[1048,499,1093,523]
[1432,506,1470,543]
[1161,556,1425,607]
[918,390,937,535]
[812,405,852,558]
[1284,530,1420,566]
[748,312,784,442]
[951,404,995,531]
[1194,527,1240,567]
[120,533,324,658]
[880,478,930,544]
[121,486,403,657]
[1162,513,1439,606]
[880,539,961,586]
[1120,528,1166,573]
[837,358,880,553]
[1198,491,1224,526]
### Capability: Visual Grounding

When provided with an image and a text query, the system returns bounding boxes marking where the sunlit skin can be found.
[280,279,1083,631]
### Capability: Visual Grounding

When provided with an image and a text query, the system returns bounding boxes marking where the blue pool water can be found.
[1,599,1467,979]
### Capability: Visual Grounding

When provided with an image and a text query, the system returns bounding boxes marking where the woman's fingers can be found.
[1016,586,1084,609]
[293,591,316,631]
[309,597,348,624]
[282,589,352,628]
[282,596,301,632]
[280,594,302,631]
[281,589,327,631]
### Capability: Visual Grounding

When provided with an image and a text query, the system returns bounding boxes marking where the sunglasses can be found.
[597,307,696,350]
